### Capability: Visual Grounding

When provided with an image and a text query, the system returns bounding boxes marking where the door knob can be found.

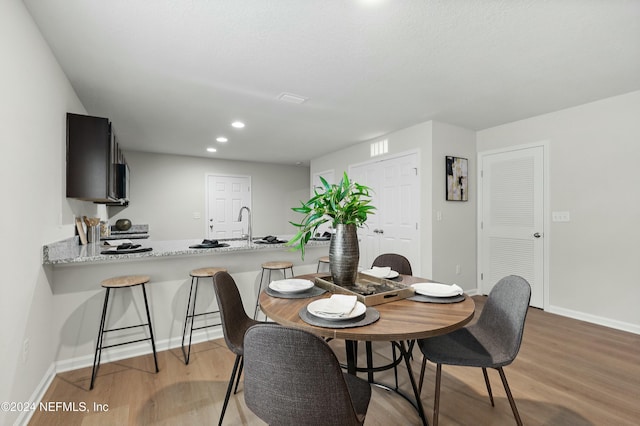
[378,229,384,234]
[533,232,542,238]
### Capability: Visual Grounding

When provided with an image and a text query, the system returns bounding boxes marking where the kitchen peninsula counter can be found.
[42,235,330,370]
[43,236,329,265]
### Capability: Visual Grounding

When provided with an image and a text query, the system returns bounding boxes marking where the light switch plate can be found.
[552,211,570,222]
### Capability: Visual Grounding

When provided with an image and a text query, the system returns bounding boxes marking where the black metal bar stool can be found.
[181,266,227,365]
[254,261,294,319]
[316,255,330,273]
[90,275,158,390]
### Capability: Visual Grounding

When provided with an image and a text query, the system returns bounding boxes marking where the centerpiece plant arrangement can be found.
[288,172,375,285]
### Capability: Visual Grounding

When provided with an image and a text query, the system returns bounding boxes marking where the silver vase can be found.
[329,224,359,286]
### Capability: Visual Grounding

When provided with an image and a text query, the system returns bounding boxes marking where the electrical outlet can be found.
[436,211,442,221]
[455,264,461,275]
[552,211,570,222]
[193,212,201,219]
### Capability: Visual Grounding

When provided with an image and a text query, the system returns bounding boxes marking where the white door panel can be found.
[479,146,544,308]
[351,153,419,274]
[206,175,251,239]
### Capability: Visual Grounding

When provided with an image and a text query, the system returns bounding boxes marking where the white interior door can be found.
[479,145,545,308]
[350,163,382,270]
[350,153,420,273]
[206,175,251,239]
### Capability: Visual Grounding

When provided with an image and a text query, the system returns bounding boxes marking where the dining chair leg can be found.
[482,367,495,406]
[219,355,241,426]
[418,356,427,396]
[433,363,442,426]
[233,357,244,394]
[497,367,523,426]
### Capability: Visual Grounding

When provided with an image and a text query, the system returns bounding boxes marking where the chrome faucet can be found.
[237,206,252,244]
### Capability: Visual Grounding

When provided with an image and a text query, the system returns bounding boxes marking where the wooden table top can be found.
[259,273,476,342]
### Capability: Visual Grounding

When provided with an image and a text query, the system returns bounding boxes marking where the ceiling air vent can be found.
[277,92,308,104]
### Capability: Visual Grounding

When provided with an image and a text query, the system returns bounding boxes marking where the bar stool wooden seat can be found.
[90,275,158,390]
[316,255,330,273]
[254,261,294,319]
[181,267,227,364]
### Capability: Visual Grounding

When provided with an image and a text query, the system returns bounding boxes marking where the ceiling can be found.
[24,0,640,165]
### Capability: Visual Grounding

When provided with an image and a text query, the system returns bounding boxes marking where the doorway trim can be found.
[477,141,550,310]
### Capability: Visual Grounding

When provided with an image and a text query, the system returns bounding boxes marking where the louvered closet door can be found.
[480,146,544,308]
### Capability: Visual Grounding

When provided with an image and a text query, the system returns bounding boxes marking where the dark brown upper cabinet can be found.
[66,113,127,203]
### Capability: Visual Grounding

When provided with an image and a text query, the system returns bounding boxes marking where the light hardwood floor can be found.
[29,296,640,425]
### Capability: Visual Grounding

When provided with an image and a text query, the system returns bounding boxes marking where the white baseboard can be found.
[547,305,640,335]
[465,288,479,296]
[466,290,638,335]
[14,363,56,426]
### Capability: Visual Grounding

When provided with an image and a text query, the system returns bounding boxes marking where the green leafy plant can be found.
[288,172,375,259]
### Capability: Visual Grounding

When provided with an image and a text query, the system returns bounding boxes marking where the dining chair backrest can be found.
[372,253,412,275]
[474,275,531,365]
[212,271,258,355]
[243,323,370,426]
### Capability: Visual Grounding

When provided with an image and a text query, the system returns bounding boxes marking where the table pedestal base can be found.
[345,340,428,426]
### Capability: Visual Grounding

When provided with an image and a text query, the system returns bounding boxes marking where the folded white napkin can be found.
[311,294,358,317]
[362,266,392,278]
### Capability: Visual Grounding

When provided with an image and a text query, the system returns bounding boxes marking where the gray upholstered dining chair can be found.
[417,275,531,426]
[212,271,261,426]
[243,323,372,426]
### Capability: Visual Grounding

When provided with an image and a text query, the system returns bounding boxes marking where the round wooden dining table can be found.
[258,273,476,426]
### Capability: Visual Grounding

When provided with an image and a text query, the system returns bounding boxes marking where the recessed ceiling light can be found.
[207,147,217,153]
[216,137,228,143]
[231,121,245,129]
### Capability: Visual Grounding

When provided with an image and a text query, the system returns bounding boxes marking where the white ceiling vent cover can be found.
[277,92,308,104]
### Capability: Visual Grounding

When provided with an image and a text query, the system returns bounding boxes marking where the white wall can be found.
[431,122,477,288]
[0,1,91,423]
[112,151,310,240]
[477,90,640,330]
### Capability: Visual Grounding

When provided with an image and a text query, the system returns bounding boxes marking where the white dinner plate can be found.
[268,279,314,294]
[307,300,367,321]
[361,268,400,279]
[412,283,463,298]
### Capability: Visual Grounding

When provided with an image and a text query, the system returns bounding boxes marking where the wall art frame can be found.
[446,156,468,201]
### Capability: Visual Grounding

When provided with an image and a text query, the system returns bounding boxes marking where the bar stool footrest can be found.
[99,337,154,350]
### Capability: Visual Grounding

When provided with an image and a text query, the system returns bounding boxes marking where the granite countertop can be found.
[42,236,329,265]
